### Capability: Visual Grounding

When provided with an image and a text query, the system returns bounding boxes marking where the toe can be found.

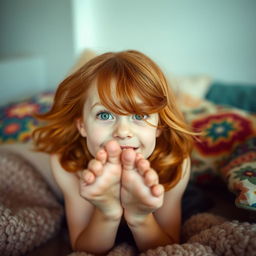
[144,169,159,187]
[121,149,136,171]
[88,159,103,176]
[135,153,143,162]
[151,184,164,197]
[82,170,96,184]
[136,158,150,176]
[105,140,122,164]
[96,149,107,164]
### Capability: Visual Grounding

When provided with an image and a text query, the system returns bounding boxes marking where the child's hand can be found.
[120,149,164,226]
[79,140,123,220]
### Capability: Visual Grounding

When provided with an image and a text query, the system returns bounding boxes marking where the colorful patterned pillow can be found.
[219,137,256,211]
[0,92,54,144]
[182,99,256,185]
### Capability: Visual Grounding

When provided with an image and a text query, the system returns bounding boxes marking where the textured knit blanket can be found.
[1,151,256,256]
[0,150,64,256]
[68,212,256,256]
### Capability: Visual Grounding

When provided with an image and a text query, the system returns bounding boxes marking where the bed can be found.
[0,73,256,256]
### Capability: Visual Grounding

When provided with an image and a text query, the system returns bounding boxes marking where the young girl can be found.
[33,50,194,255]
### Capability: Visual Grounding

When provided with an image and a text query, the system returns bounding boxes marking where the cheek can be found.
[85,126,110,155]
[140,128,158,157]
[141,127,158,142]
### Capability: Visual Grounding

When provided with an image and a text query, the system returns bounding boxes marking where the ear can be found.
[76,118,87,137]
[156,127,162,138]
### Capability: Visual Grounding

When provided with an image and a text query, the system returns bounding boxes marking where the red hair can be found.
[33,50,194,190]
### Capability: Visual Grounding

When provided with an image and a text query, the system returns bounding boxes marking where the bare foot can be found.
[79,140,123,219]
[120,149,164,224]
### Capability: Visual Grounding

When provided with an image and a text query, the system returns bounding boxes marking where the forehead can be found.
[85,79,143,108]
[85,81,100,106]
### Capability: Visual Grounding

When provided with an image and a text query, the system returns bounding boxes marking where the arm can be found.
[74,207,121,254]
[50,154,121,255]
[127,157,191,251]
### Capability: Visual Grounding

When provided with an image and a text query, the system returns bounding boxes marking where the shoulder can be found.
[165,156,191,198]
[181,156,191,183]
[155,156,191,213]
[50,155,93,213]
[50,154,73,181]
[50,154,80,197]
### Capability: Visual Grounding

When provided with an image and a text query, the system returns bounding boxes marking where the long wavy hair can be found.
[33,50,194,190]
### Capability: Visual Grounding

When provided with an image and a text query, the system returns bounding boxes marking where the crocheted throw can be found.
[69,213,256,256]
[0,150,64,256]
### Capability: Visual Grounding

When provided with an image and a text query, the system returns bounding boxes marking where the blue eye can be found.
[97,111,114,120]
[133,114,148,120]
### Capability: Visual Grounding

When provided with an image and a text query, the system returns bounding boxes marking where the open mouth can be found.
[120,146,138,151]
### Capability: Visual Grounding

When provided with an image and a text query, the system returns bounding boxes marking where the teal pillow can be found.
[205,82,256,113]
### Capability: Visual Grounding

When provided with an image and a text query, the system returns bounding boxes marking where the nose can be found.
[113,118,133,139]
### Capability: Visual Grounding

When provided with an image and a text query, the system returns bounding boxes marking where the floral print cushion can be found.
[180,98,256,211]
[220,137,256,211]
[0,92,54,144]
[182,99,256,184]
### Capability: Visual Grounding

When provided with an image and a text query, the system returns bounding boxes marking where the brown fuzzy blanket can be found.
[0,150,255,256]
[68,213,256,256]
[0,150,64,256]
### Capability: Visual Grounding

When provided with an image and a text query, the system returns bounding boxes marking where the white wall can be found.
[1,0,255,104]
[0,56,46,103]
[73,0,256,84]
[0,0,75,104]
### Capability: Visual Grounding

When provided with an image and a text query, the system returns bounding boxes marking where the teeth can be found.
[121,146,137,150]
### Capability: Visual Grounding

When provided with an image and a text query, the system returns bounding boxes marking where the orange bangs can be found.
[95,53,167,116]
